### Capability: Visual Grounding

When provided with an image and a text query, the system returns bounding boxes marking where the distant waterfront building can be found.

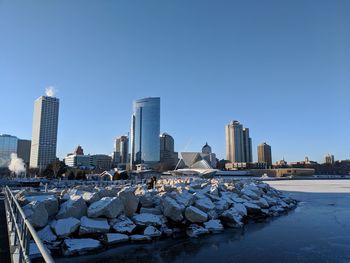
[0,134,31,167]
[130,97,160,166]
[160,133,178,170]
[113,135,129,165]
[324,154,335,165]
[258,142,272,168]
[201,142,217,168]
[226,121,252,163]
[176,142,217,170]
[17,139,31,165]
[74,145,84,155]
[91,154,112,170]
[30,95,59,169]
[65,154,91,168]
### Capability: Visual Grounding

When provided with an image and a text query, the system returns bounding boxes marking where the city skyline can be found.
[1,1,349,163]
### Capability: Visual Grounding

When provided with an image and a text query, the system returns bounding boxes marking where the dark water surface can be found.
[57,182,350,263]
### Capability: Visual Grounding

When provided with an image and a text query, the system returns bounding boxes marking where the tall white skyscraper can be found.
[30,94,59,169]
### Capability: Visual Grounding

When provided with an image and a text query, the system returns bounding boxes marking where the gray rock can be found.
[23,201,48,228]
[79,216,110,235]
[88,197,124,219]
[37,225,57,243]
[186,224,209,238]
[194,197,215,212]
[56,195,87,220]
[105,233,129,245]
[132,213,164,227]
[185,206,208,223]
[204,219,224,233]
[112,215,136,234]
[118,187,139,217]
[52,217,80,238]
[63,238,102,256]
[162,196,184,222]
[144,226,162,237]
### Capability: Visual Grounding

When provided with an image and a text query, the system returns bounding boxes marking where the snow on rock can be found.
[88,197,124,219]
[254,197,269,209]
[185,206,208,223]
[132,213,164,227]
[194,197,215,212]
[162,196,184,222]
[111,215,137,234]
[232,203,248,217]
[52,217,80,238]
[79,216,110,235]
[130,234,151,242]
[204,219,224,233]
[37,225,57,243]
[144,226,162,237]
[82,192,101,205]
[135,186,154,208]
[186,224,209,238]
[105,233,129,245]
[118,187,139,217]
[56,195,87,220]
[173,191,195,207]
[63,238,102,256]
[26,195,59,217]
[23,201,48,228]
[221,208,244,228]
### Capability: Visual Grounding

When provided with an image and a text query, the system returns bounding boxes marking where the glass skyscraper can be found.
[0,134,18,167]
[30,95,59,169]
[130,97,160,165]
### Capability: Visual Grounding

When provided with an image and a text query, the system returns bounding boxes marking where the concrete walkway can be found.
[0,194,11,263]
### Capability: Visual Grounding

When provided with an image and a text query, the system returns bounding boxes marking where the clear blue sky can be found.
[1,0,349,163]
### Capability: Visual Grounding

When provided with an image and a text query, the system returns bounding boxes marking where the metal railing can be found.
[4,186,55,263]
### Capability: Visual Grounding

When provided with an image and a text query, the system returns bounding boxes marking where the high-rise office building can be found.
[160,133,178,170]
[17,139,31,165]
[130,97,160,165]
[30,95,59,169]
[114,135,129,164]
[258,142,272,168]
[243,128,253,163]
[226,121,252,163]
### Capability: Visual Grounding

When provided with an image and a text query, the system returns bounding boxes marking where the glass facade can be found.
[0,134,18,167]
[131,97,160,164]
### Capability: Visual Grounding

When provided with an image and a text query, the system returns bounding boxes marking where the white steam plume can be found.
[45,86,56,97]
[8,153,26,176]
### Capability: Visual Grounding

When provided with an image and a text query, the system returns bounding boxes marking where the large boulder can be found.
[88,197,124,219]
[111,215,136,234]
[63,238,102,256]
[79,216,110,235]
[143,226,162,238]
[56,195,87,220]
[23,201,48,228]
[140,207,162,215]
[204,219,224,233]
[162,196,184,222]
[52,217,80,238]
[186,224,209,238]
[104,233,129,245]
[118,187,139,217]
[244,202,262,215]
[194,197,215,212]
[37,225,57,243]
[232,203,248,217]
[132,213,164,227]
[25,195,59,217]
[82,192,101,205]
[221,208,243,228]
[173,191,195,207]
[185,206,208,223]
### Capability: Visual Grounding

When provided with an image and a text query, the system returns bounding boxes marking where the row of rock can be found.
[16,178,297,257]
